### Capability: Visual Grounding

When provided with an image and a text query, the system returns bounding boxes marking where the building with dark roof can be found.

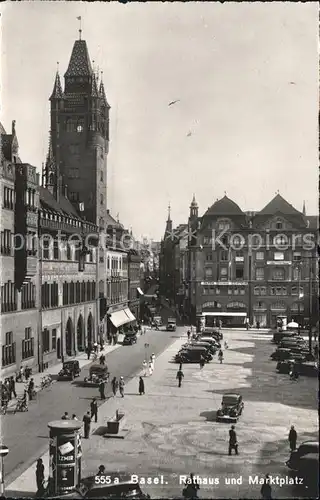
[160,193,318,329]
[1,121,40,378]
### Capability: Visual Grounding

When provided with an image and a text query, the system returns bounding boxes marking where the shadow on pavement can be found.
[200,410,217,421]
[4,491,36,498]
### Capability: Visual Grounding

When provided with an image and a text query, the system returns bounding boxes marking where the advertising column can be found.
[48,420,82,496]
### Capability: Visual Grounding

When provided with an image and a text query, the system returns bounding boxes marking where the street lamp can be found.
[296,263,303,335]
[0,445,9,495]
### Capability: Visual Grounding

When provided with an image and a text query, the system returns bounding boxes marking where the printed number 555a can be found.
[95,476,111,484]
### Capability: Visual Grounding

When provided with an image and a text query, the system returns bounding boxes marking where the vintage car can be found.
[123,333,138,346]
[276,360,318,377]
[286,441,319,471]
[58,360,81,380]
[270,348,305,362]
[83,364,110,386]
[175,347,212,364]
[294,454,319,493]
[153,316,163,327]
[202,327,223,340]
[198,336,221,348]
[182,341,217,355]
[167,318,177,331]
[216,393,244,422]
[272,331,298,344]
[279,339,307,349]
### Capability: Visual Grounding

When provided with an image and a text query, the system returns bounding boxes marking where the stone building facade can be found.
[160,194,318,329]
[1,121,40,378]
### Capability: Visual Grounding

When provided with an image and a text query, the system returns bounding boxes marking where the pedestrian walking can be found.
[119,376,125,397]
[260,474,272,499]
[10,376,17,398]
[148,360,153,376]
[257,320,260,330]
[228,425,238,455]
[28,378,35,401]
[93,342,98,353]
[218,349,224,364]
[100,340,104,351]
[143,327,146,335]
[83,411,91,439]
[187,330,191,342]
[99,354,106,365]
[224,341,228,350]
[90,398,98,423]
[61,411,70,420]
[151,353,155,366]
[199,355,205,370]
[85,345,90,360]
[24,366,30,381]
[35,458,45,496]
[98,380,105,400]
[142,360,148,377]
[139,376,145,395]
[111,377,118,397]
[176,369,184,388]
[288,425,297,451]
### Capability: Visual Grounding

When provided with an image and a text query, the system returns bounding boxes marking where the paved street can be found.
[7,329,318,499]
[3,312,178,488]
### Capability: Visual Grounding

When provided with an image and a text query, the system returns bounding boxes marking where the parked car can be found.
[187,341,217,355]
[123,333,138,346]
[202,327,223,340]
[58,360,81,381]
[295,454,319,493]
[198,336,221,348]
[272,331,298,344]
[279,340,307,349]
[286,441,319,471]
[216,393,244,422]
[167,318,177,331]
[175,347,212,364]
[270,348,305,362]
[276,360,318,377]
[83,364,110,386]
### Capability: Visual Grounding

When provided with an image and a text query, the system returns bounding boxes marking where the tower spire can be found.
[167,202,171,221]
[77,16,82,40]
[50,65,64,100]
[302,200,306,216]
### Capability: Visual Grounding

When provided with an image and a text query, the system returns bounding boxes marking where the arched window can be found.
[66,118,75,132]
[275,219,283,230]
[254,286,260,295]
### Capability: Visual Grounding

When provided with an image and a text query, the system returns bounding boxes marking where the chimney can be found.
[12,120,16,135]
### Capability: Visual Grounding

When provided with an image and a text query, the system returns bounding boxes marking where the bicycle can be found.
[0,401,8,415]
[13,399,28,414]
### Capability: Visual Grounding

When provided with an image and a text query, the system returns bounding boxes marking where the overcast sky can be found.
[1,2,318,241]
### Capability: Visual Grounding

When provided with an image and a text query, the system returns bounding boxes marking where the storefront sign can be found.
[201,281,248,286]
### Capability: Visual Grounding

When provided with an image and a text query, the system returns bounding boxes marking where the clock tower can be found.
[47,32,110,228]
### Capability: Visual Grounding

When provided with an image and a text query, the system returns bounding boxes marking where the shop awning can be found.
[110,310,131,328]
[202,312,247,317]
[137,287,144,296]
[124,308,136,322]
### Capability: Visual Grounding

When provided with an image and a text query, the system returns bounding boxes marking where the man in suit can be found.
[228,425,238,455]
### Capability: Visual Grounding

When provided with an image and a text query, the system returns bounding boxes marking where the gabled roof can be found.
[204,195,243,216]
[259,194,301,216]
[106,211,124,229]
[39,186,81,219]
[65,40,93,77]
[99,80,110,109]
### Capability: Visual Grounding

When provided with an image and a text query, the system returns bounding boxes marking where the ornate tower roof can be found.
[99,77,110,109]
[50,71,64,100]
[190,193,198,208]
[65,40,93,77]
[91,73,99,97]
